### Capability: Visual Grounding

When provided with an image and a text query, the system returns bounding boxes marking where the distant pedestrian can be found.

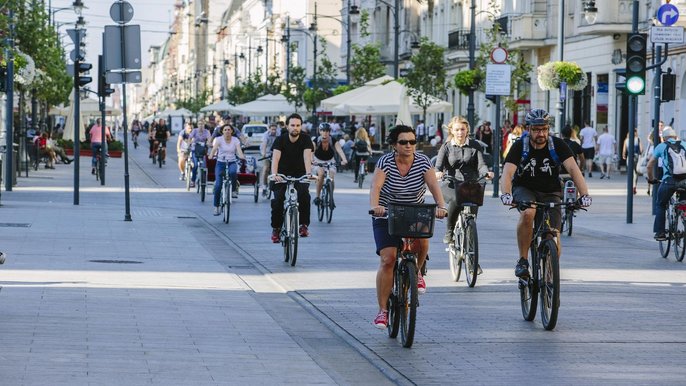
[580,121,597,177]
[622,128,642,194]
[596,127,616,179]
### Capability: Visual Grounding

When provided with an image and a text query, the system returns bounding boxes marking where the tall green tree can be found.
[284,65,306,113]
[405,37,447,141]
[305,37,338,115]
[176,89,211,114]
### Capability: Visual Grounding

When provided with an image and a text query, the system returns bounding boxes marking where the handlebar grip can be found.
[368,210,375,215]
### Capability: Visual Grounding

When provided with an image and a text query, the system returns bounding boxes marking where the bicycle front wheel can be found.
[199,170,206,202]
[288,207,299,266]
[539,239,560,330]
[520,244,539,322]
[399,258,418,348]
[185,163,192,191]
[676,215,686,262]
[222,181,230,224]
[448,225,462,282]
[253,174,259,203]
[387,263,400,338]
[158,150,163,167]
[317,189,325,222]
[325,181,334,223]
[463,218,479,288]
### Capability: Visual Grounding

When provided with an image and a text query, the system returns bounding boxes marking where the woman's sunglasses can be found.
[397,139,417,146]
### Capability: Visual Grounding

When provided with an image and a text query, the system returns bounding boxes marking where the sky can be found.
[50,0,175,76]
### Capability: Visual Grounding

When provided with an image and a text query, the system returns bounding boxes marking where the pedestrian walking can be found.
[580,121,597,177]
[596,127,616,179]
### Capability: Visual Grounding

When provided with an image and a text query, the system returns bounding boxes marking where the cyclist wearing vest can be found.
[646,127,686,240]
[500,108,591,278]
[312,123,348,207]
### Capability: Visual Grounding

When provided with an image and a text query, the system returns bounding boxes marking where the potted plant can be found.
[537,61,588,91]
[453,69,482,95]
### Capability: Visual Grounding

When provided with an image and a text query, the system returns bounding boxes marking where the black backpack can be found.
[355,139,368,153]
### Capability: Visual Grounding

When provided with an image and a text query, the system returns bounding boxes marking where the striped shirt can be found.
[377,152,432,207]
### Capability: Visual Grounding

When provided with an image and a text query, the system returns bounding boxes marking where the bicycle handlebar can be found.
[441,174,489,183]
[268,174,314,184]
[312,161,337,168]
[513,200,586,212]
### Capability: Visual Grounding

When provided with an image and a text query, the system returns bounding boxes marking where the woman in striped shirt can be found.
[369,125,448,329]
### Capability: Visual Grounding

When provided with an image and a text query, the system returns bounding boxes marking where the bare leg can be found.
[376,247,396,311]
[517,209,535,259]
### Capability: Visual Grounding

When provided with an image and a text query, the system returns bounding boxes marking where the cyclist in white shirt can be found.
[209,124,245,215]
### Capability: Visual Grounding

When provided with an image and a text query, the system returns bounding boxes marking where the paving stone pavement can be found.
[1,141,685,385]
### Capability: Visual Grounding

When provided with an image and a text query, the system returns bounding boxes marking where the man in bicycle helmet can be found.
[500,108,592,278]
[312,123,348,206]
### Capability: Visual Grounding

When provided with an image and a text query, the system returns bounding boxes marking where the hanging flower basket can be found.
[537,61,587,91]
[453,70,482,95]
[14,49,36,86]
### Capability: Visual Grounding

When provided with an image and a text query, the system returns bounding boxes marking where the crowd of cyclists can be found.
[131,108,601,330]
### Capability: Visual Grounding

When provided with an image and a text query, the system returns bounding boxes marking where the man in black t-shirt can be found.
[500,109,591,279]
[269,113,315,243]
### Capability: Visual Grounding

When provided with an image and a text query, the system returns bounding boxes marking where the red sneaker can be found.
[417,274,426,295]
[373,310,388,329]
[299,224,309,237]
[271,228,280,243]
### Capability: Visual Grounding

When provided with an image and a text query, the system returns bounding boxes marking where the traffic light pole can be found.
[73,41,81,205]
[4,9,14,192]
[100,95,106,186]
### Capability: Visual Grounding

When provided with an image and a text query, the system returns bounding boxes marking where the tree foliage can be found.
[405,37,447,130]
[305,37,338,114]
[348,10,386,87]
[283,65,307,112]
[176,89,211,114]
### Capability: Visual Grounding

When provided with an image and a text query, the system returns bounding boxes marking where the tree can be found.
[305,37,338,116]
[284,65,306,113]
[348,10,385,87]
[176,89,211,115]
[405,37,447,142]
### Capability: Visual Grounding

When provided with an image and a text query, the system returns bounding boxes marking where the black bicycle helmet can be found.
[318,123,331,131]
[525,108,550,126]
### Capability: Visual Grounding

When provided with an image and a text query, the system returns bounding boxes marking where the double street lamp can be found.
[48,0,86,26]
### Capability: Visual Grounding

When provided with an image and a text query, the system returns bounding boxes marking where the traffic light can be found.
[98,71,114,98]
[625,33,647,95]
[77,62,93,87]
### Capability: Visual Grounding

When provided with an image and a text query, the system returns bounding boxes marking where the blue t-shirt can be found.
[653,139,686,181]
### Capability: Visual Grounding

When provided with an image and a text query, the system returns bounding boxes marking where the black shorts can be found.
[512,186,562,231]
[582,147,595,160]
[372,218,402,256]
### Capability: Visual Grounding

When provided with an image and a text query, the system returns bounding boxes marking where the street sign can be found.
[657,3,679,26]
[106,71,142,84]
[651,26,684,43]
[490,47,508,64]
[485,64,511,96]
[66,28,86,45]
[103,25,142,71]
[109,1,134,24]
[69,49,86,62]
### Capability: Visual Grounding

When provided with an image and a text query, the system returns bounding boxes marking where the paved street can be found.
[1,137,686,385]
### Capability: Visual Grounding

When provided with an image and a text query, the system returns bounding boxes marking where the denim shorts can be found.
[513,186,562,231]
[372,218,402,256]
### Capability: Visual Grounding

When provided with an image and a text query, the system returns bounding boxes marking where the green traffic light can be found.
[626,76,645,95]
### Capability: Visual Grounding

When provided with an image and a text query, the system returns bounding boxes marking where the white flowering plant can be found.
[14,50,36,86]
[537,61,587,91]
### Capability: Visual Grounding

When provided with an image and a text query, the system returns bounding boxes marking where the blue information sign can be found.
[657,3,680,27]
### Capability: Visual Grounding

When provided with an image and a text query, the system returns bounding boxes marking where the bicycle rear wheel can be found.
[660,207,673,258]
[222,181,230,224]
[676,215,686,262]
[185,162,192,191]
[95,159,100,181]
[539,239,560,330]
[463,218,479,288]
[358,168,365,189]
[253,174,259,203]
[158,150,163,168]
[288,208,299,266]
[399,258,418,348]
[448,225,462,282]
[325,181,334,223]
[520,244,539,322]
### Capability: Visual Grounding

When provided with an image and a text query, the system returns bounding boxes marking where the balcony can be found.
[508,14,548,50]
[448,28,471,51]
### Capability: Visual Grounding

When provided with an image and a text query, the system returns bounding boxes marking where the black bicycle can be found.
[515,200,584,331]
[194,143,208,202]
[659,186,686,262]
[370,202,437,348]
[560,179,578,236]
[443,175,486,287]
[270,174,312,266]
[314,161,336,223]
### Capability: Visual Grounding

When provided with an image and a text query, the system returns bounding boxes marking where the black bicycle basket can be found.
[387,202,436,238]
[455,181,485,206]
[194,143,208,158]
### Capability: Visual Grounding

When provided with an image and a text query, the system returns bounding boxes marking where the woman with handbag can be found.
[435,116,493,244]
[623,128,643,195]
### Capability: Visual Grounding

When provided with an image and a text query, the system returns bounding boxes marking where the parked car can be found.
[241,123,268,150]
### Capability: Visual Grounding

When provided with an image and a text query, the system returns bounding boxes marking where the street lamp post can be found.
[467,0,476,131]
[556,0,566,135]
[4,9,15,192]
